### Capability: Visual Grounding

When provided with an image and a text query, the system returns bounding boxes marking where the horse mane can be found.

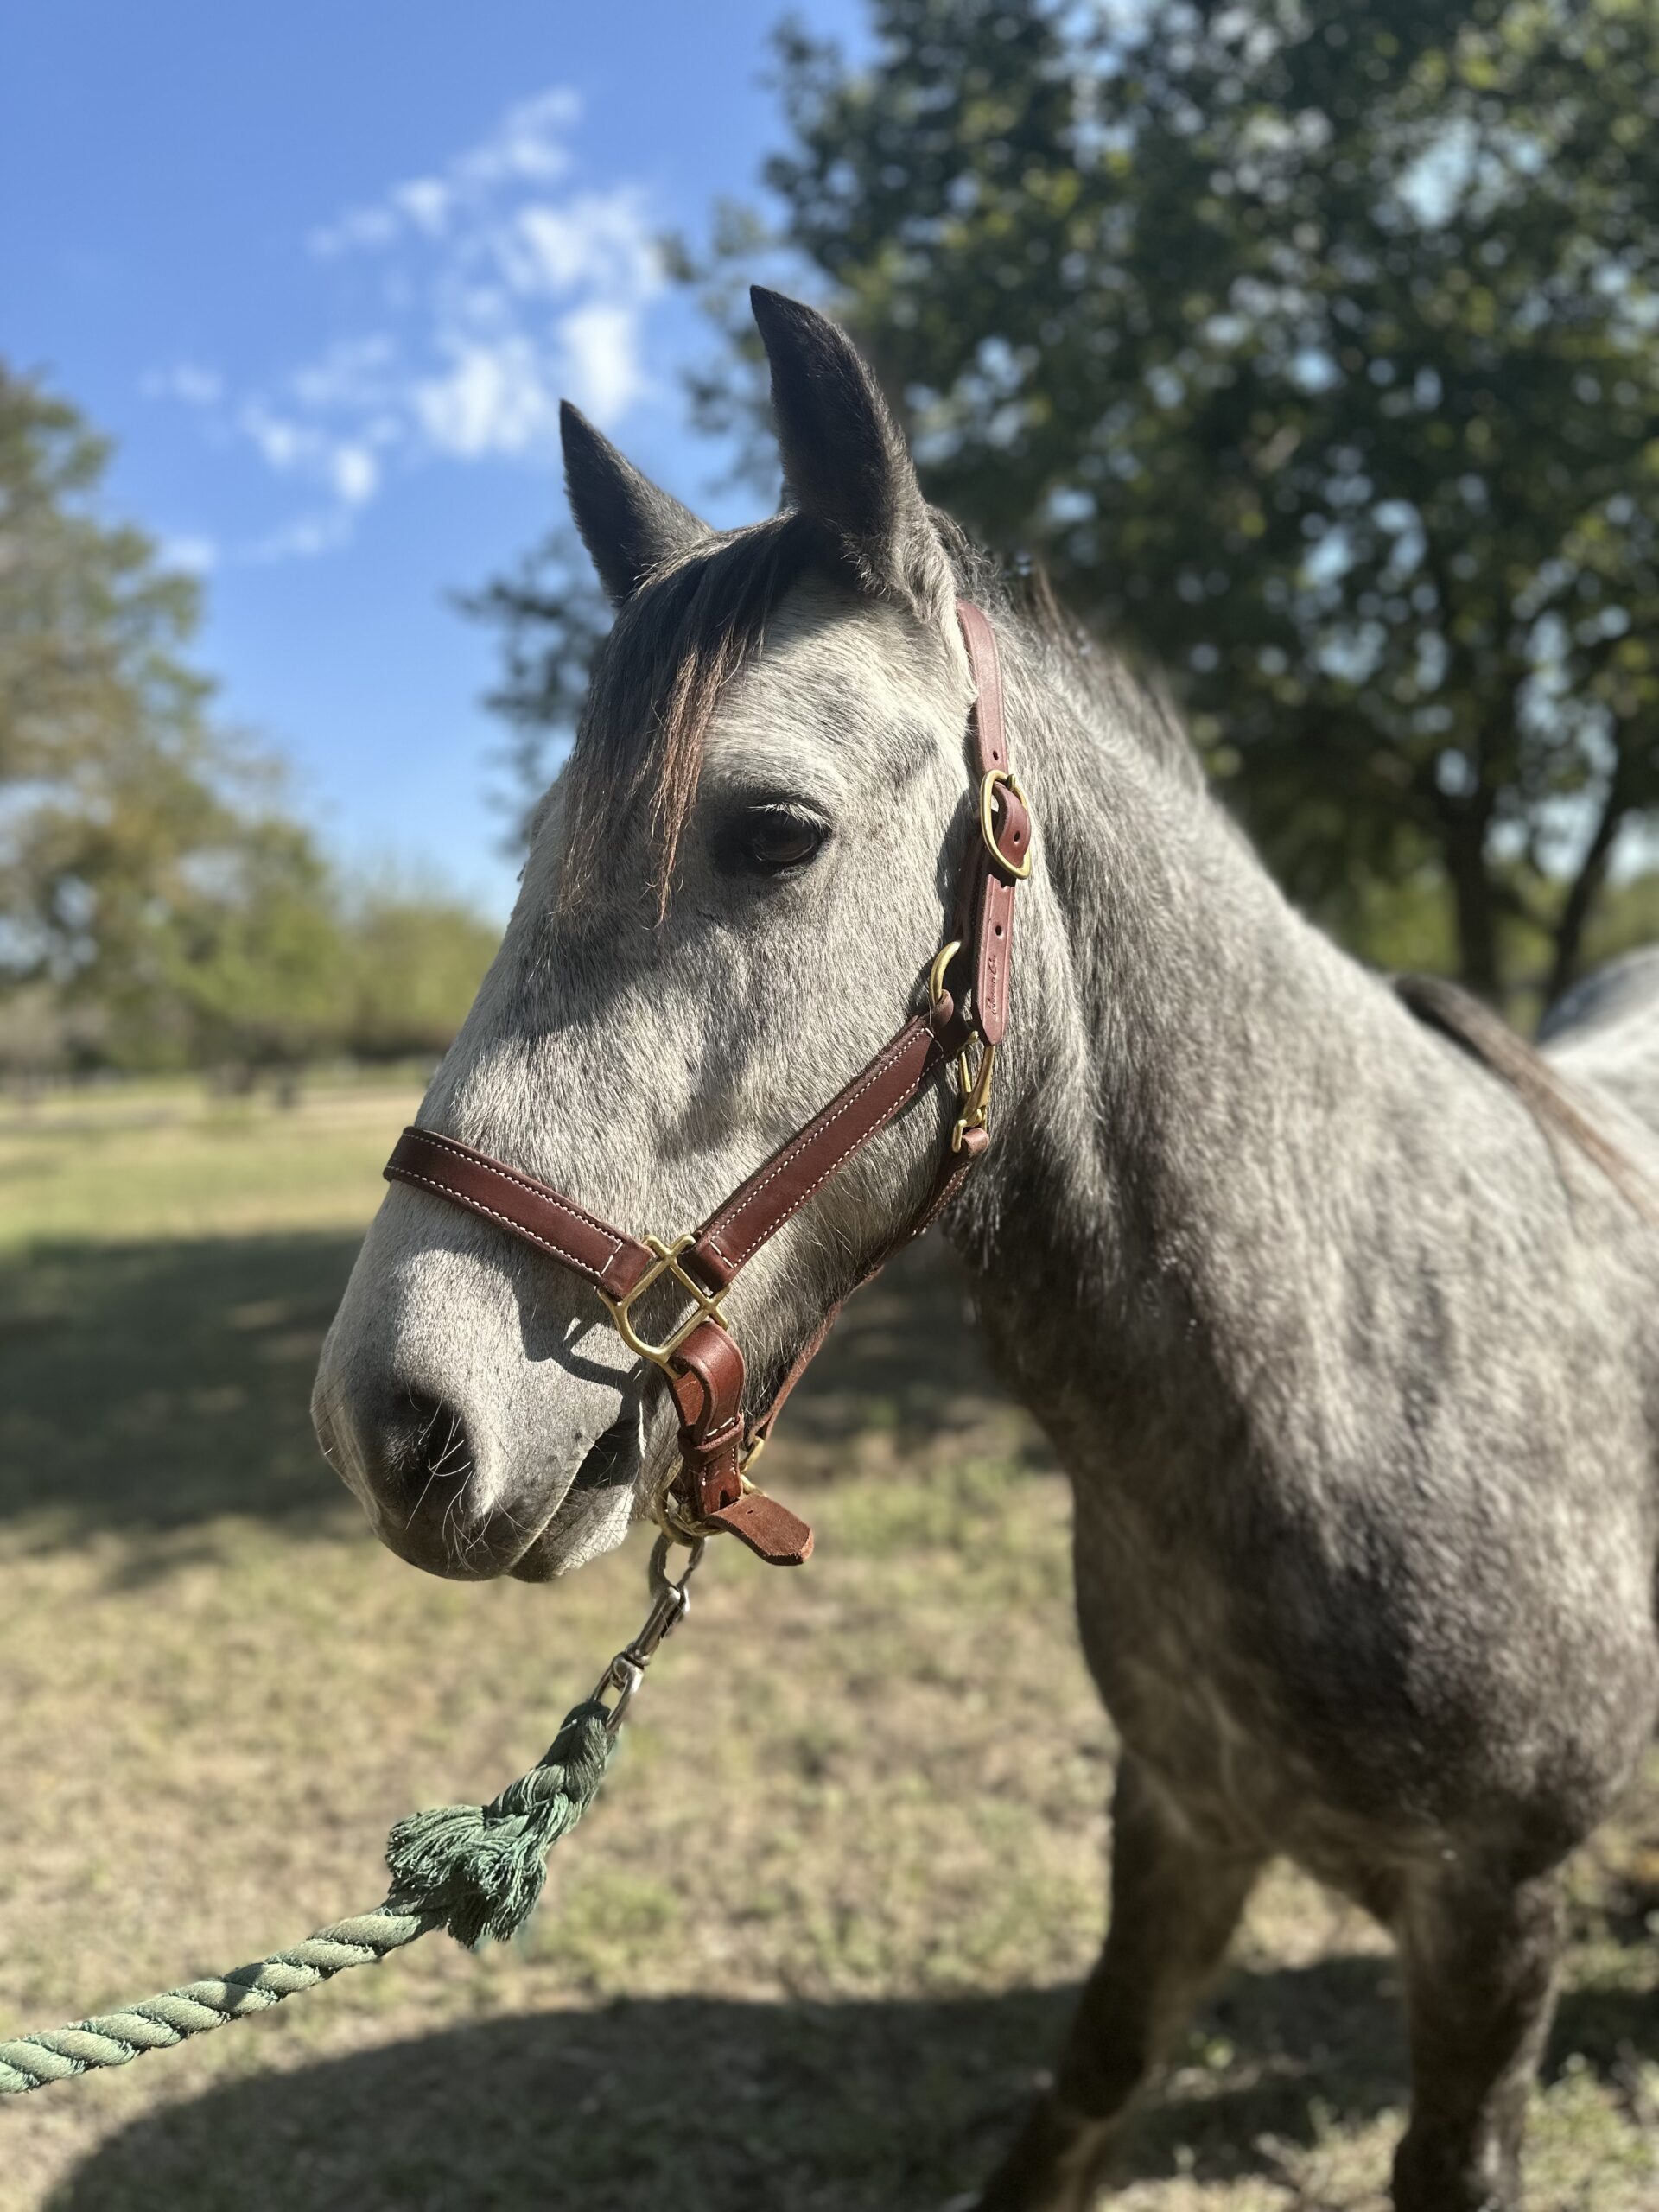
[560,512,823,916]
[562,504,1656,1235]
[1395,972,1659,1224]
[559,516,1195,918]
[1017,560,1206,797]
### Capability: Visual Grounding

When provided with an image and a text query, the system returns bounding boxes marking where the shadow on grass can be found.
[0,1232,364,1549]
[44,1950,1659,2212]
[45,1952,1659,2211]
[37,1967,1359,2212]
[0,1230,1034,1558]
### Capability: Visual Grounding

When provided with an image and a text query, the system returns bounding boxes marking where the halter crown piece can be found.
[384,603,1031,1566]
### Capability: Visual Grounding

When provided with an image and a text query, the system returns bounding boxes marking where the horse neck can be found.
[950,638,1506,1442]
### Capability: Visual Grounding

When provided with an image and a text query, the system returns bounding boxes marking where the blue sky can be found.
[3,1,868,916]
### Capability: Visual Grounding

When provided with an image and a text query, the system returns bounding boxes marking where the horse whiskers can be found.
[404,1465,443,1534]
[429,1414,469,1481]
[309,1373,356,1448]
[408,1386,446,1455]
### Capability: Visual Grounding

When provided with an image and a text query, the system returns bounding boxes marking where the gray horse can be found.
[314,289,1659,2211]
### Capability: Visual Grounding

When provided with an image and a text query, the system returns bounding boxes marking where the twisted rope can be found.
[0,1699,616,2096]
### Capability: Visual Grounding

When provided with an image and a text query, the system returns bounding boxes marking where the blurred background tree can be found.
[0,365,493,1081]
[671,0,1659,1002]
[338,875,503,1062]
[459,529,613,849]
[15,2,1659,1063]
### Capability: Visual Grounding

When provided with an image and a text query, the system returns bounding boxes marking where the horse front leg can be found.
[1390,1857,1564,2212]
[973,1752,1263,2212]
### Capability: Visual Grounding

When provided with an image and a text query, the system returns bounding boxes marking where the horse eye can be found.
[737,807,828,876]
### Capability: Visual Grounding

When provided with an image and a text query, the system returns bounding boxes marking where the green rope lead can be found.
[0,1700,616,2097]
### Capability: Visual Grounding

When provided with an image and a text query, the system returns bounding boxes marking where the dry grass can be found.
[1,1082,1656,2209]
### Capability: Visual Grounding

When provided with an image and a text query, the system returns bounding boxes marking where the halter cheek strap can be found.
[383,601,1031,1566]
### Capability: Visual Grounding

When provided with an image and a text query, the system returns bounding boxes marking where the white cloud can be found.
[561,301,650,421]
[511,191,659,297]
[332,444,379,505]
[240,404,311,472]
[158,531,219,575]
[394,178,452,236]
[143,361,223,407]
[414,336,558,458]
[309,203,400,257]
[452,86,581,191]
[143,86,662,562]
[308,86,583,260]
[289,335,400,411]
[242,509,356,563]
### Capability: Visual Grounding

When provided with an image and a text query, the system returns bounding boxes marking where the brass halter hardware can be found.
[952,1041,997,1153]
[600,1234,728,1369]
[928,938,964,1010]
[980,769,1033,879]
[928,935,1001,1151]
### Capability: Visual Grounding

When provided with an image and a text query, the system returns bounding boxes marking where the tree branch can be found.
[1546,776,1629,1007]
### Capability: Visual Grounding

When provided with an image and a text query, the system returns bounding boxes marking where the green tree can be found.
[0,368,211,794]
[340,877,501,1062]
[0,365,510,1080]
[461,528,613,842]
[679,0,1659,999]
[0,365,353,1070]
[140,817,350,1073]
[1,365,220,1012]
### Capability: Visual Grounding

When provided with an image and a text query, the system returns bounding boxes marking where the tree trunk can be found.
[1441,808,1501,1000]
[1544,785,1626,1012]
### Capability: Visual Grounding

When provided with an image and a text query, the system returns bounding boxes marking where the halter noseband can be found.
[383,602,1031,1566]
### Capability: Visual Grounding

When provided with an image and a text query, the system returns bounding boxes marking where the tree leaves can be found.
[690,0,1659,996]
[0,368,497,1074]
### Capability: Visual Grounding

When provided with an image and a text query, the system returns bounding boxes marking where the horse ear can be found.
[560,402,710,607]
[750,287,949,611]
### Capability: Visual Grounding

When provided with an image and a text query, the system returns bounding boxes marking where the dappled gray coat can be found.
[315,289,1659,2212]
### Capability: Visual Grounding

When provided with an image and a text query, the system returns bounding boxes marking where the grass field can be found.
[2,1081,1657,2210]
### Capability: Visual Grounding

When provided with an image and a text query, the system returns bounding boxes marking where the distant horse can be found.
[315,288,1659,2211]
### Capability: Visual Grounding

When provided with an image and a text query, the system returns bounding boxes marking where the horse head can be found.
[312,290,991,1580]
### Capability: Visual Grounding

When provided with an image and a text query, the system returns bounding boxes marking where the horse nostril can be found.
[375,1389,477,1521]
[343,1378,525,1581]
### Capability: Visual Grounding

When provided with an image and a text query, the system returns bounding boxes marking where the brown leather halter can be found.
[383,602,1031,1567]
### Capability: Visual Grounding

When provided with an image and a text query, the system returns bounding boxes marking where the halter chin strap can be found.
[384,601,1032,1566]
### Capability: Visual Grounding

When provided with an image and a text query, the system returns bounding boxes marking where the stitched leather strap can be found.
[741,1117,989,1456]
[385,1128,656,1298]
[664,1321,815,1563]
[955,600,1029,1048]
[686,1007,964,1294]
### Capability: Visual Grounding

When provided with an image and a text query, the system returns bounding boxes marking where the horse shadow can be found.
[42,1955,1659,2212]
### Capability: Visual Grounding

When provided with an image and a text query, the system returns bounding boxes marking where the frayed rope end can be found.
[383,1701,617,1948]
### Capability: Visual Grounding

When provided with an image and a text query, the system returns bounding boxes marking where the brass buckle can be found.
[600,1234,728,1370]
[952,1039,997,1152]
[979,769,1033,880]
[928,938,963,1011]
[931,938,997,1150]
[653,1435,766,1548]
